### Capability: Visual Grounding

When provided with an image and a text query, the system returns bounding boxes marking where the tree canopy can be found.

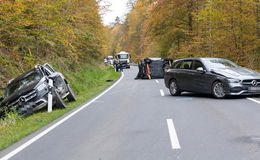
[0,0,107,88]
[108,0,259,70]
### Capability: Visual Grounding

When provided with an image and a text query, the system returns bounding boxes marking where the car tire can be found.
[169,79,181,96]
[52,88,66,108]
[67,84,76,102]
[212,81,226,98]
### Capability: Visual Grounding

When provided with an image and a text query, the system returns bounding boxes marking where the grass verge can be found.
[0,64,119,151]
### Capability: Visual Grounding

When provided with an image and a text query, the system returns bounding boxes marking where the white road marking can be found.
[167,119,181,149]
[0,73,125,160]
[155,80,159,83]
[160,89,165,96]
[247,98,260,104]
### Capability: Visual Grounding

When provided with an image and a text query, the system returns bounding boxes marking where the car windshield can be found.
[203,59,238,70]
[5,70,42,97]
[118,54,128,59]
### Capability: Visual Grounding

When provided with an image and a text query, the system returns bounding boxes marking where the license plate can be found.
[249,87,260,92]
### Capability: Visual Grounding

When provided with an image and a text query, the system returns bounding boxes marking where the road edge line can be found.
[0,72,125,160]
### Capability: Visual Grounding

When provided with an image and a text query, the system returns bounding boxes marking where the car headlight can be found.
[37,83,47,91]
[227,79,241,83]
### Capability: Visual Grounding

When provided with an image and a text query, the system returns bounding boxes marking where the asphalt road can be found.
[1,66,260,160]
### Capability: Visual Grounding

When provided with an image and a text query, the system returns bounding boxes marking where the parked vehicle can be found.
[164,58,260,98]
[0,63,76,116]
[107,56,114,65]
[116,51,130,69]
[103,56,113,65]
[103,58,108,64]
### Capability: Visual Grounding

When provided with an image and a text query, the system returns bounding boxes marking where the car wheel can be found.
[169,79,181,96]
[212,81,226,98]
[52,88,66,108]
[67,84,76,102]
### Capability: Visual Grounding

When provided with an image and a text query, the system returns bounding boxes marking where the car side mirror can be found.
[196,67,206,73]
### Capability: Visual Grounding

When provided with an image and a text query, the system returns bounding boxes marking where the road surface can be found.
[1,67,260,160]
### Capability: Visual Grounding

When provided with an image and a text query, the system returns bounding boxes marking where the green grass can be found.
[0,64,119,151]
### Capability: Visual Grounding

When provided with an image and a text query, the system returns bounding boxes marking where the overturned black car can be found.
[135,58,173,79]
[0,63,76,116]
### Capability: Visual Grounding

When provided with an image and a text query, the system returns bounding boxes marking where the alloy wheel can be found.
[169,80,180,96]
[213,82,226,98]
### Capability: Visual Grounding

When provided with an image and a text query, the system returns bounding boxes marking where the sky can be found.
[100,0,130,26]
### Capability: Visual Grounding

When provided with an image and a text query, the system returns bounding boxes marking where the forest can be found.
[0,0,259,90]
[0,0,107,89]
[108,0,260,70]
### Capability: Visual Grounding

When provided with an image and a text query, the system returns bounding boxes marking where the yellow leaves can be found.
[193,0,259,66]
[135,1,144,8]
[0,0,107,62]
[110,0,259,69]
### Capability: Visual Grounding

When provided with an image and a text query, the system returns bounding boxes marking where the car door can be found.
[175,60,194,91]
[190,60,213,93]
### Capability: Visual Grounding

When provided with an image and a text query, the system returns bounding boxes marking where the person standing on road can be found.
[113,58,119,72]
[114,58,123,72]
[118,61,123,72]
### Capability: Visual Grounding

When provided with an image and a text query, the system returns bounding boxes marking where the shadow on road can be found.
[165,92,258,100]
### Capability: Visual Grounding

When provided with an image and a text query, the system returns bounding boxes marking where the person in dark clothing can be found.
[113,58,119,72]
[114,58,123,72]
[135,60,146,79]
[118,62,123,72]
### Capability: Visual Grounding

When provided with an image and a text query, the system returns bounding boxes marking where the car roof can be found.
[117,51,129,55]
[174,57,225,62]
[147,57,162,61]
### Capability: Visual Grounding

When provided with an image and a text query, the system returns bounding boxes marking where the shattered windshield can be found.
[203,59,239,70]
[5,70,43,97]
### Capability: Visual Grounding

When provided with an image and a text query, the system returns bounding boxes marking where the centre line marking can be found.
[155,80,159,83]
[167,119,181,149]
[0,73,125,160]
[160,89,165,96]
[247,98,260,104]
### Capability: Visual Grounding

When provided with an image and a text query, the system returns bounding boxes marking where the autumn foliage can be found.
[109,0,259,70]
[0,0,107,88]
